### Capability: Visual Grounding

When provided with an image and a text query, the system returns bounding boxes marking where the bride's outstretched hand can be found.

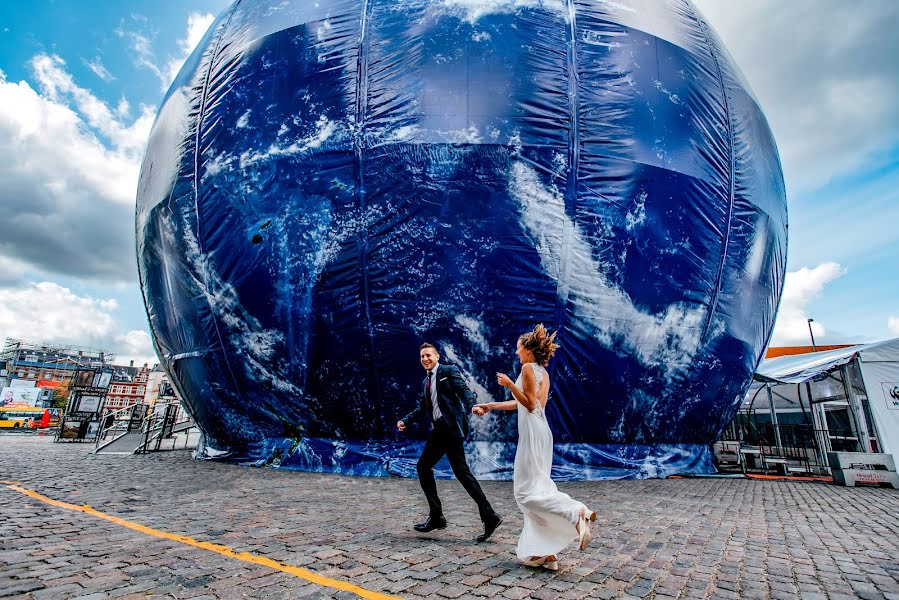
[472,404,490,416]
[496,373,514,388]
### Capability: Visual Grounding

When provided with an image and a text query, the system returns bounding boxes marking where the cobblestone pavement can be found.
[1,435,898,600]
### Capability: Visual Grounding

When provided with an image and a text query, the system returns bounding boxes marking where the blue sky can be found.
[1,1,225,104]
[0,0,897,366]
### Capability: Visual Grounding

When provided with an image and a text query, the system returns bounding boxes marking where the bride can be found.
[473,324,596,570]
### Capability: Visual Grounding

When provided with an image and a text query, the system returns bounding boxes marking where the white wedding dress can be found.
[514,363,588,560]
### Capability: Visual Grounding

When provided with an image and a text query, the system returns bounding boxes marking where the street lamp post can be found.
[807,318,818,352]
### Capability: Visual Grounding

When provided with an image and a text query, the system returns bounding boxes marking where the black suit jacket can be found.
[401,364,475,439]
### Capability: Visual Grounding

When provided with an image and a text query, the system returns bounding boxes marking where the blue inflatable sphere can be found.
[137,0,786,479]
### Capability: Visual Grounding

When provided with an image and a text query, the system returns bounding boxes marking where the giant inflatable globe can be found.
[137,0,786,479]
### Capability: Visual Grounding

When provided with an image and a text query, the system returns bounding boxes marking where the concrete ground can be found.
[0,434,897,600]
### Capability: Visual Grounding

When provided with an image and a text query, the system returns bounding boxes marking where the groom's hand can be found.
[397,420,405,432]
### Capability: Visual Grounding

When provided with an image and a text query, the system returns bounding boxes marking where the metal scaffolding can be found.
[1,338,115,383]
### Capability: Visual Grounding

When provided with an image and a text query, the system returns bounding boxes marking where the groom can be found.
[397,342,502,542]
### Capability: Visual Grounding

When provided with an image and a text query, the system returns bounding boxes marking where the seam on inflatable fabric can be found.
[687,1,736,337]
[170,351,206,361]
[191,2,244,393]
[537,0,580,441]
[551,0,578,388]
[138,9,239,431]
[354,0,380,414]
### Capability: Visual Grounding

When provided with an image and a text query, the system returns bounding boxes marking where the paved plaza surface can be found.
[1,435,898,600]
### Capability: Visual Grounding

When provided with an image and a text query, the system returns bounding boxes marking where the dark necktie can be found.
[424,370,433,415]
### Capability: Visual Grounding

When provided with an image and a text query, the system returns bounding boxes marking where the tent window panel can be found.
[824,407,861,452]
[861,399,876,433]
[810,376,848,403]
[774,411,809,426]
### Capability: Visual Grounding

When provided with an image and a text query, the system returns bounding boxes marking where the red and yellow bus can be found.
[0,406,49,429]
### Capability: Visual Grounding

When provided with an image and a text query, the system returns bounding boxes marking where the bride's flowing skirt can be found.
[514,404,587,560]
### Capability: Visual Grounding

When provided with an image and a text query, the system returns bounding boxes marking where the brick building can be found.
[102,364,150,415]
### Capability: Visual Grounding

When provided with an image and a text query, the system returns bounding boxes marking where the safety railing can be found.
[716,423,853,476]
[94,403,148,453]
[136,402,196,453]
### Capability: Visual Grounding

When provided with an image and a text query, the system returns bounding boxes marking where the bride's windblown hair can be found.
[519,324,559,366]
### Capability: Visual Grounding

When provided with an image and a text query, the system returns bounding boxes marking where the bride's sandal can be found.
[577,508,596,551]
[542,555,559,571]
[521,556,546,567]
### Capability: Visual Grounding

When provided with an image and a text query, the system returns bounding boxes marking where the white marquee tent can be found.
[752,338,899,460]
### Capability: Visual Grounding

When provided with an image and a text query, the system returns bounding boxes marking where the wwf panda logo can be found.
[891,386,899,400]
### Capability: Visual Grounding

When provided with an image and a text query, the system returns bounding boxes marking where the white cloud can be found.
[30,54,153,156]
[694,0,899,192]
[115,15,164,84]
[118,12,215,91]
[83,56,115,82]
[0,282,156,367]
[0,55,149,281]
[117,330,156,367]
[115,96,130,118]
[163,12,215,87]
[770,262,846,346]
[888,316,899,337]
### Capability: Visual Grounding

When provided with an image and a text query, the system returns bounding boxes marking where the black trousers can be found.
[417,418,495,522]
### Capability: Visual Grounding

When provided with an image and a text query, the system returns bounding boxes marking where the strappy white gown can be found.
[514,363,587,560]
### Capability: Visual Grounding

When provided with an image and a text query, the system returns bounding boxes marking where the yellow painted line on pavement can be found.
[2,483,400,600]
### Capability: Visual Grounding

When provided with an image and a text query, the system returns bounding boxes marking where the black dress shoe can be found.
[413,516,447,533]
[476,513,503,542]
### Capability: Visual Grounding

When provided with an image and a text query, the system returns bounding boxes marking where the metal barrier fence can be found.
[718,422,862,475]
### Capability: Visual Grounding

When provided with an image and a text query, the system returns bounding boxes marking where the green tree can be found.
[50,380,70,409]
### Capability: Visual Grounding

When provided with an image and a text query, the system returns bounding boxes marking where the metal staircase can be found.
[94,402,196,454]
